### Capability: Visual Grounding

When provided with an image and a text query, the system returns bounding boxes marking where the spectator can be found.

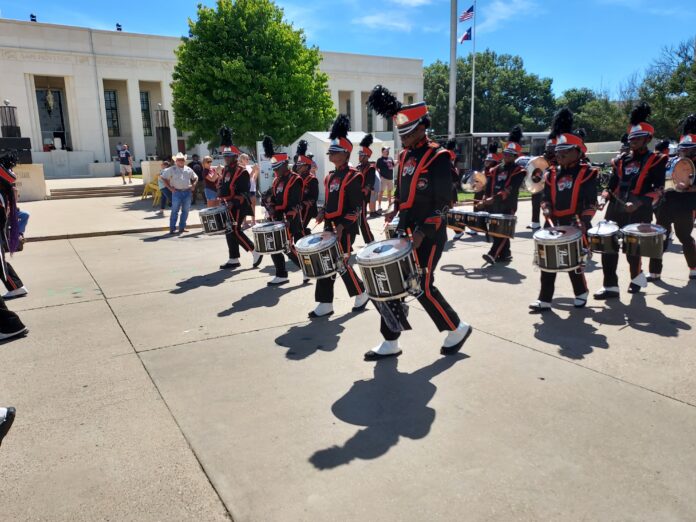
[118,144,133,185]
[0,406,16,447]
[157,160,172,217]
[239,154,258,226]
[188,154,204,205]
[115,142,123,156]
[161,153,198,234]
[369,173,381,217]
[376,146,395,213]
[203,156,220,207]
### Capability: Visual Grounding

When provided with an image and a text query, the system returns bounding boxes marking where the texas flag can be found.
[459,28,472,43]
[459,5,474,22]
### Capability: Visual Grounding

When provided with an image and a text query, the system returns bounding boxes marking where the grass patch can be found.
[457,191,531,202]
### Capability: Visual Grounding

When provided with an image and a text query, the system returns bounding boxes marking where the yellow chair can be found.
[141,179,159,200]
[152,188,162,207]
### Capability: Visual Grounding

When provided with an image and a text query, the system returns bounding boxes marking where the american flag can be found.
[459,28,472,43]
[459,5,474,22]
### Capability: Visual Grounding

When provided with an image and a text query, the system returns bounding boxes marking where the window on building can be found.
[346,99,351,120]
[407,95,414,105]
[104,90,120,137]
[140,91,153,137]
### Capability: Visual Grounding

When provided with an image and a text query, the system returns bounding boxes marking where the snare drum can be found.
[199,205,233,235]
[295,232,344,279]
[621,223,666,259]
[385,216,400,239]
[587,220,621,254]
[533,226,584,272]
[466,211,489,233]
[251,222,288,254]
[356,238,420,301]
[446,208,468,232]
[487,214,517,239]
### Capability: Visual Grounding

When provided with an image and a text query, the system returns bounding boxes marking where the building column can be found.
[330,88,339,116]
[126,78,146,162]
[351,90,363,132]
[161,79,179,158]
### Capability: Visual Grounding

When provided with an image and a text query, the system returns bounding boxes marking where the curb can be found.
[26,223,205,242]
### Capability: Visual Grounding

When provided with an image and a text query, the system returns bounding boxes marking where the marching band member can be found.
[310,114,369,318]
[648,115,696,281]
[0,155,28,341]
[0,156,28,300]
[466,142,501,238]
[357,134,376,244]
[295,140,319,235]
[217,127,262,270]
[528,133,558,230]
[365,85,471,360]
[529,109,597,312]
[595,102,667,298]
[478,126,526,264]
[262,136,307,286]
[445,139,465,240]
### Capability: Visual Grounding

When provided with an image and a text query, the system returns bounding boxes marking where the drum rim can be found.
[533,226,582,242]
[588,220,620,236]
[199,206,228,215]
[621,223,667,237]
[252,221,286,232]
[357,238,413,266]
[295,232,338,252]
[488,213,517,220]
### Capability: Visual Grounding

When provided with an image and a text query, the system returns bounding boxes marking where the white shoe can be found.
[529,300,552,312]
[219,259,240,269]
[3,287,28,299]
[352,292,369,311]
[252,250,263,267]
[156,210,164,216]
[309,303,334,318]
[574,292,589,308]
[632,272,647,288]
[267,276,289,286]
[441,321,473,354]
[364,339,402,360]
[527,222,541,230]
[452,232,464,240]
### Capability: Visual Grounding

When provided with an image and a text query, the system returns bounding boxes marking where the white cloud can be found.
[388,0,434,6]
[476,0,539,34]
[352,14,413,32]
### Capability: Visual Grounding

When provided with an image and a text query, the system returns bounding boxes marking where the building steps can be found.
[48,185,144,200]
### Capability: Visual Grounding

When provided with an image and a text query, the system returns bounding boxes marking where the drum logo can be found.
[265,236,276,251]
[557,247,570,267]
[416,178,428,191]
[375,269,391,295]
[320,252,334,273]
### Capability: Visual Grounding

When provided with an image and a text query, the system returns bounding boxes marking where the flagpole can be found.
[469,0,477,133]
[448,0,457,139]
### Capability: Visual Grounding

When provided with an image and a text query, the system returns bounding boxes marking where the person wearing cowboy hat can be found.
[262,136,307,286]
[595,102,667,298]
[310,114,369,319]
[356,134,377,244]
[529,108,598,312]
[477,125,527,264]
[216,126,262,269]
[160,152,198,234]
[365,85,472,361]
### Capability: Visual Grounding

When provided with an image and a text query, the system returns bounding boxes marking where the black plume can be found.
[655,139,670,151]
[296,139,308,156]
[445,139,456,151]
[329,114,350,140]
[508,125,523,144]
[367,85,402,119]
[262,136,275,159]
[219,126,233,146]
[360,134,374,148]
[0,153,17,170]
[576,128,587,140]
[551,108,574,136]
[488,142,499,154]
[682,114,696,135]
[620,133,629,145]
[630,101,651,125]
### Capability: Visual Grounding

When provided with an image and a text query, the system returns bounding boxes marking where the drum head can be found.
[473,211,490,218]
[621,223,667,236]
[488,213,515,220]
[534,226,582,243]
[672,158,695,191]
[200,206,226,217]
[448,208,467,216]
[252,221,286,233]
[295,231,337,253]
[357,238,412,266]
[588,220,620,236]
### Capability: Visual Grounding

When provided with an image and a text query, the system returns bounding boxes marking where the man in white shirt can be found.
[161,153,198,234]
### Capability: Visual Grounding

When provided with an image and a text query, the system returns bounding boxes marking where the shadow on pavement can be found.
[532,304,609,360]
[654,279,696,309]
[440,263,527,285]
[170,268,253,294]
[309,354,467,470]
[275,312,357,360]
[141,232,177,242]
[218,283,304,316]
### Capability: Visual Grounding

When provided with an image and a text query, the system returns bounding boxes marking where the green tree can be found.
[424,50,555,134]
[171,0,335,149]
[575,98,626,142]
[556,88,597,114]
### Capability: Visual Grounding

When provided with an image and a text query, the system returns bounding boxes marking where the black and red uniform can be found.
[357,160,376,243]
[300,172,319,234]
[602,150,666,287]
[218,164,255,259]
[385,138,461,340]
[316,165,365,303]
[538,164,597,302]
[0,193,23,294]
[482,161,526,259]
[269,170,305,278]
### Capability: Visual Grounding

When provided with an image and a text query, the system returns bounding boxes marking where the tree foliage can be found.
[424,50,555,134]
[171,0,335,149]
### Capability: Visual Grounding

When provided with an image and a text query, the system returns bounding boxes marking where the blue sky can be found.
[1,0,695,96]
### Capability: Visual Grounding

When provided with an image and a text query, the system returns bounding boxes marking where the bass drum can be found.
[533,226,584,272]
[356,238,420,301]
[295,231,344,279]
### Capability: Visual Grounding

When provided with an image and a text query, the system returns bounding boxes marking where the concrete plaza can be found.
[1,200,696,521]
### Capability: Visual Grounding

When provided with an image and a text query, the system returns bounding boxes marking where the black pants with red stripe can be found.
[649,195,696,274]
[302,203,318,235]
[601,203,652,287]
[381,225,460,340]
[539,269,588,302]
[225,205,254,259]
[1,262,23,292]
[531,192,543,224]
[272,214,304,278]
[315,227,364,303]
[359,200,374,244]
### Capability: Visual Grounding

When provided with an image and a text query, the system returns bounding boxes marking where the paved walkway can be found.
[1,204,696,521]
